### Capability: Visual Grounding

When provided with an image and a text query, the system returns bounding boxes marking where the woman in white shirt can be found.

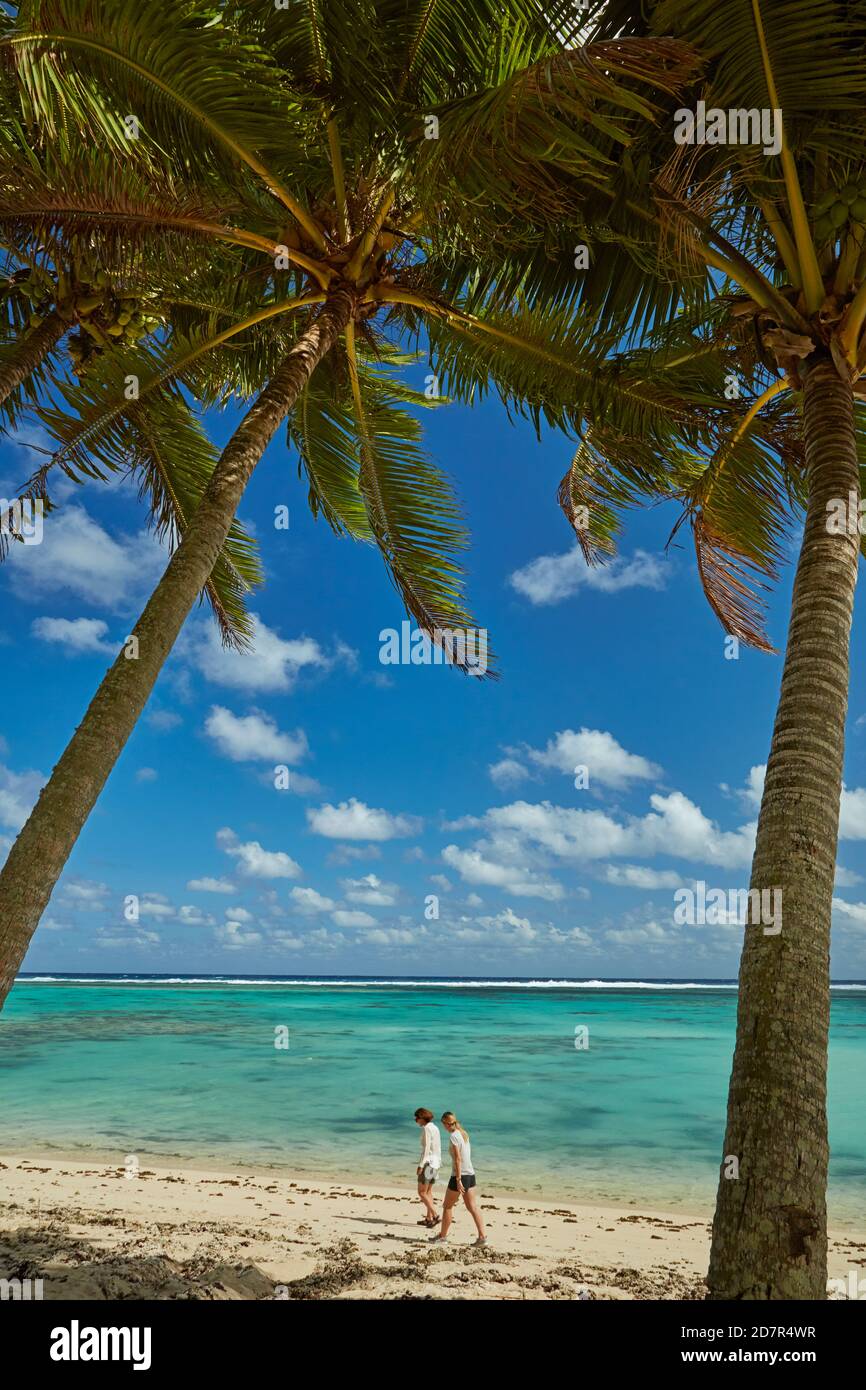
[414,1107,441,1228]
[430,1110,487,1246]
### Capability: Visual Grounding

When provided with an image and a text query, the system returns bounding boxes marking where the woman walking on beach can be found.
[414,1107,441,1228]
[431,1111,487,1247]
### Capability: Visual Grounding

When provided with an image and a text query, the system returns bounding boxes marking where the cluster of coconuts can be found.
[811,184,866,246]
[19,263,161,374]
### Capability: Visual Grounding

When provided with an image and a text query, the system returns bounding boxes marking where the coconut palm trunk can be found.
[0,286,355,1009]
[708,356,860,1300]
[0,311,66,409]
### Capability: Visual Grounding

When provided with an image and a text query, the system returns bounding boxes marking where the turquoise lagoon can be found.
[2,976,864,1223]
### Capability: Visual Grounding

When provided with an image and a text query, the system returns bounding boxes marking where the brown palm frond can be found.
[693,510,777,652]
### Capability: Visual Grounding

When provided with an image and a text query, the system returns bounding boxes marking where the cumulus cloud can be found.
[60,878,110,907]
[835,866,862,888]
[0,760,44,830]
[478,793,757,869]
[474,906,538,943]
[31,616,115,655]
[332,908,377,927]
[307,798,421,841]
[186,876,235,893]
[342,873,398,907]
[216,826,301,879]
[526,728,660,789]
[509,547,667,606]
[177,904,216,927]
[136,893,176,919]
[187,615,340,694]
[216,920,263,949]
[6,505,164,608]
[832,897,866,925]
[441,843,564,900]
[204,706,309,764]
[489,729,659,792]
[488,757,529,789]
[605,920,672,946]
[601,864,684,889]
[94,929,161,950]
[290,886,336,914]
[364,926,417,945]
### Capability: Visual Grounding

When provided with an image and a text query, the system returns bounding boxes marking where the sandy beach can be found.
[2,1153,864,1301]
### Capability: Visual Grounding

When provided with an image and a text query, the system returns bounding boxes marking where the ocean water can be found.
[2,975,865,1223]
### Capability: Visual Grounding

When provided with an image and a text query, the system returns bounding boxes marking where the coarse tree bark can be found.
[0,286,356,1008]
[0,311,67,410]
[707,355,860,1299]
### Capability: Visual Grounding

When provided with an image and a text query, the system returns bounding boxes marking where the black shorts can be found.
[448,1173,477,1192]
[418,1164,439,1184]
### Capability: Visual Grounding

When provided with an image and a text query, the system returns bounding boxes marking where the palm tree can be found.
[0,3,659,1004]
[423,0,866,1298]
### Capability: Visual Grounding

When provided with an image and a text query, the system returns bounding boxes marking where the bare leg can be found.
[463,1187,486,1240]
[417,1181,436,1222]
[439,1187,459,1238]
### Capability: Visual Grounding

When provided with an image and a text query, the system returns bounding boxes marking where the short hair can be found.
[414,1107,434,1124]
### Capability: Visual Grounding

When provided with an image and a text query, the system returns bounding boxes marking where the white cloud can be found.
[216,826,301,879]
[479,793,757,870]
[0,760,44,830]
[835,866,862,888]
[271,931,306,950]
[94,929,161,949]
[186,876,235,893]
[187,615,335,694]
[474,906,538,943]
[177,904,216,927]
[136,767,158,783]
[332,908,377,927]
[735,764,766,810]
[605,920,671,946]
[342,873,398,907]
[41,917,71,932]
[204,706,309,764]
[602,864,684,889]
[6,505,164,608]
[526,729,660,789]
[137,893,175,919]
[510,547,667,606]
[441,843,564,900]
[488,757,529,789]
[841,787,866,839]
[307,798,421,841]
[365,927,417,945]
[60,878,110,905]
[832,897,866,924]
[216,920,263,949]
[31,616,115,655]
[290,886,336,914]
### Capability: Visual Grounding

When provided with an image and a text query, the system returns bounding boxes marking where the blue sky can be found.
[3,366,866,979]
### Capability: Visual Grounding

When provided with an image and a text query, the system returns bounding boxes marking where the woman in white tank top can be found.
[430,1110,487,1247]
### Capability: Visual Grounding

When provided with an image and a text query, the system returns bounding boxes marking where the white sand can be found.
[2,1154,863,1300]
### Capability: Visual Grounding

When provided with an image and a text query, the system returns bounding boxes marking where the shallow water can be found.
[3,975,864,1223]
